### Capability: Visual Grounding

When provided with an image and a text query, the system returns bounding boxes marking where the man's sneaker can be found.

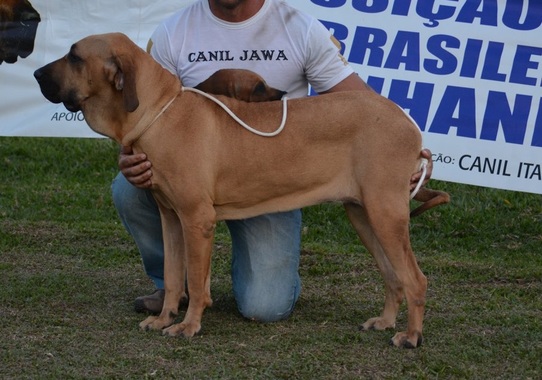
[134,289,165,314]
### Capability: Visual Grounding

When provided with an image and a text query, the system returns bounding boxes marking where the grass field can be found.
[1,137,541,379]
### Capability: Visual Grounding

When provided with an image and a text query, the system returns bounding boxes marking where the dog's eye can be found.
[67,51,82,64]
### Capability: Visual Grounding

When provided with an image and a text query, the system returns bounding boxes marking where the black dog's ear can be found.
[104,54,139,112]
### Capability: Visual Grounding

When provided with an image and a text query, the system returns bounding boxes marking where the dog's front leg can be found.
[163,212,215,338]
[140,206,187,331]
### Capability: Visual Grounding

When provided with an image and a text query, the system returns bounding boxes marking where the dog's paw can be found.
[139,315,175,331]
[139,315,158,330]
[163,321,201,338]
[390,331,423,348]
[360,317,396,331]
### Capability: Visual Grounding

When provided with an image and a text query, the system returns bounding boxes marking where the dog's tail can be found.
[408,158,450,217]
[401,108,450,217]
[396,104,450,217]
[410,187,450,217]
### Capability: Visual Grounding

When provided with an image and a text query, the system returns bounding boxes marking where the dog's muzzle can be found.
[34,66,61,102]
[34,66,80,112]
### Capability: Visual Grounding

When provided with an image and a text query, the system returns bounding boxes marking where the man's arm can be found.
[320,72,372,94]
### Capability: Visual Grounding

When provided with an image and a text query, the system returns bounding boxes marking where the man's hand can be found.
[410,148,433,191]
[118,146,153,189]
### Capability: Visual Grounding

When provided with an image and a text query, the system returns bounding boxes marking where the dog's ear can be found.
[104,54,139,112]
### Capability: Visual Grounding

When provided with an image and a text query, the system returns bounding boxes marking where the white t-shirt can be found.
[149,0,354,99]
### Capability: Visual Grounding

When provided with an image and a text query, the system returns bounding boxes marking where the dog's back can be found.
[153,90,423,221]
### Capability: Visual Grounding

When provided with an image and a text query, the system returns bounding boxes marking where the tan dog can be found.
[34,33,449,348]
[195,69,286,102]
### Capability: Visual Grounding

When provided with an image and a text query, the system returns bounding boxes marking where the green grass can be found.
[1,137,541,379]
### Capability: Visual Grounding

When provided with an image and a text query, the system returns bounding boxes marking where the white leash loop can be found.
[131,94,178,144]
[410,158,428,199]
[182,86,288,137]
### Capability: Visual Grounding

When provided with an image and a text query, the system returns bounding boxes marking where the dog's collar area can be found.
[129,93,179,145]
[182,86,288,137]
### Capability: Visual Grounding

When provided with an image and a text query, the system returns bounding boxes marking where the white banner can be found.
[0,0,190,138]
[1,0,541,194]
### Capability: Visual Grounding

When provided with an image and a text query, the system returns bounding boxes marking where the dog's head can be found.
[34,33,139,114]
[244,79,286,102]
[0,0,41,64]
[194,69,287,102]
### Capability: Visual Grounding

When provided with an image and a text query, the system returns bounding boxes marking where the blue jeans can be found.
[112,173,301,322]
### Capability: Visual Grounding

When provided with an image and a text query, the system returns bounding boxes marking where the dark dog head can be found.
[34,32,139,114]
[194,69,287,102]
[0,0,41,64]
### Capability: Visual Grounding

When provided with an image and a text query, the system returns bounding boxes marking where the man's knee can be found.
[111,172,131,211]
[236,280,300,323]
[237,295,295,323]
[111,172,157,218]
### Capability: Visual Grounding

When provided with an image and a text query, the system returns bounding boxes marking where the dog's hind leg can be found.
[344,203,403,331]
[345,200,427,348]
